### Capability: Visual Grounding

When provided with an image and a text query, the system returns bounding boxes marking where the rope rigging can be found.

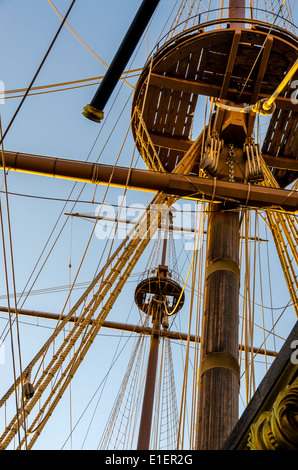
[0,70,141,101]
[0,0,77,147]
[0,126,199,449]
[47,0,136,90]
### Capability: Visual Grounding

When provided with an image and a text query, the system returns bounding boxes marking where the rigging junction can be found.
[0,0,298,451]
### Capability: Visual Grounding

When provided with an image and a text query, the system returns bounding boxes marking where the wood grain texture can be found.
[196,204,240,450]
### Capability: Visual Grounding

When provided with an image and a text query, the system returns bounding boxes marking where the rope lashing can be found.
[215,58,298,116]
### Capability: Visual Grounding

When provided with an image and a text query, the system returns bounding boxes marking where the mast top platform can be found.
[135,265,185,316]
[132,12,298,187]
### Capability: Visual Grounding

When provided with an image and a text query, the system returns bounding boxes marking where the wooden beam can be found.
[249,37,274,106]
[247,36,273,135]
[1,151,297,212]
[149,73,224,97]
[149,132,193,151]
[0,306,277,357]
[262,154,298,171]
[148,73,298,111]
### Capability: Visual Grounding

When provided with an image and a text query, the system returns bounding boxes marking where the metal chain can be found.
[227,144,235,182]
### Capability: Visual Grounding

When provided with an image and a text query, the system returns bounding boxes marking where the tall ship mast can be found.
[0,0,297,451]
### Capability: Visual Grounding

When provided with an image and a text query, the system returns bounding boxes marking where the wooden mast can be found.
[195,204,240,449]
[137,307,161,450]
[195,0,245,450]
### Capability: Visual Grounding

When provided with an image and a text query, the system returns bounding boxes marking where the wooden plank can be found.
[144,86,162,130]
[149,52,202,170]
[180,74,200,138]
[247,36,273,135]
[248,37,273,105]
[150,62,179,135]
[220,30,241,99]
[279,113,296,154]
[261,109,280,154]
[150,29,230,74]
[283,113,298,156]
[270,110,292,155]
[182,93,198,137]
[288,121,298,156]
[197,47,209,81]
[215,30,241,132]
[163,56,190,135]
[166,150,185,171]
[174,50,202,136]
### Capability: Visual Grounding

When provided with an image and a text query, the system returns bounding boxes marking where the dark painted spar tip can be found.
[82,0,162,123]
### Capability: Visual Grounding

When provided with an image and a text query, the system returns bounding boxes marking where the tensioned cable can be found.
[176,202,206,449]
[191,204,205,448]
[0,71,141,100]
[239,298,292,384]
[54,105,163,444]
[96,328,146,450]
[252,213,258,396]
[255,214,267,376]
[88,51,156,278]
[265,223,277,352]
[0,0,77,146]
[176,237,198,448]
